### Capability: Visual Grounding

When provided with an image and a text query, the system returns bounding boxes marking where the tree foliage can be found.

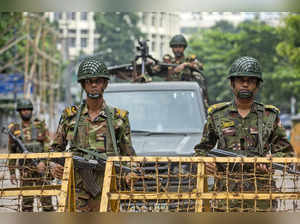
[94,12,144,66]
[188,15,300,112]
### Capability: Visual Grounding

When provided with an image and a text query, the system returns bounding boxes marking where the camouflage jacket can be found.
[166,54,204,81]
[194,101,294,157]
[8,118,51,174]
[51,100,136,157]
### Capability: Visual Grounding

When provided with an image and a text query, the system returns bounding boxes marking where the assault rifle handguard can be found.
[1,126,39,166]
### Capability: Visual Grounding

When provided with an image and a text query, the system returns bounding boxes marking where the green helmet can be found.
[228,56,263,81]
[77,57,110,82]
[16,98,33,111]
[169,34,188,48]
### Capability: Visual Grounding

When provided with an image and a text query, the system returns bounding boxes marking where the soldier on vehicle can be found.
[50,57,136,212]
[194,56,294,211]
[152,34,208,108]
[8,98,54,212]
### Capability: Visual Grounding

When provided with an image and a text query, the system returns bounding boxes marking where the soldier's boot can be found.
[22,196,34,212]
[40,196,55,212]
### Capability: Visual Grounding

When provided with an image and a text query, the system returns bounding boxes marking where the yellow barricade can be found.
[0,152,75,212]
[100,156,300,212]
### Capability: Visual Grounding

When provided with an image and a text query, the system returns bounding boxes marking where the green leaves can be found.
[188,15,300,112]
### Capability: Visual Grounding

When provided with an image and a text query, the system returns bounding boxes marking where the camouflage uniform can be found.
[8,118,53,212]
[194,56,294,212]
[51,100,135,211]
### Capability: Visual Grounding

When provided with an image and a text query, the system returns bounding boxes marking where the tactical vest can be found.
[19,122,44,153]
[69,102,120,160]
[210,102,278,156]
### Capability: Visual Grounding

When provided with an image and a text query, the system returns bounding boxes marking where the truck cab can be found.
[104,81,206,156]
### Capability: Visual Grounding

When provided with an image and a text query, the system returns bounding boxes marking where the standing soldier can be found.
[50,57,136,212]
[8,98,54,212]
[194,56,294,211]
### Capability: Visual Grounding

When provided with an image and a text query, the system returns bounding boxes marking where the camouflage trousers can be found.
[20,170,54,212]
[210,171,278,212]
[74,169,105,212]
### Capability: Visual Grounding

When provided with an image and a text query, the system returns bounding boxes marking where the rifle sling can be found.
[104,105,119,156]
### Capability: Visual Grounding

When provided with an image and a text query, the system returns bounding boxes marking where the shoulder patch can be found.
[64,105,78,117]
[8,123,15,130]
[265,105,280,114]
[115,108,128,119]
[208,102,231,114]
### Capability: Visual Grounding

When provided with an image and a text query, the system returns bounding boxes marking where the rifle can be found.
[52,149,134,197]
[208,148,300,175]
[1,126,39,166]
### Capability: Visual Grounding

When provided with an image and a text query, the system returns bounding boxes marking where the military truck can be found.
[104,81,206,156]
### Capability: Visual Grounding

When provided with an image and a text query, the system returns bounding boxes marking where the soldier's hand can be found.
[205,162,216,174]
[50,163,64,179]
[256,163,271,173]
[10,174,17,185]
[125,172,138,186]
[36,161,46,174]
[174,63,187,73]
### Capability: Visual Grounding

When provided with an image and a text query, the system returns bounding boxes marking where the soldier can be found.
[50,57,136,212]
[8,98,54,212]
[194,56,294,211]
[152,34,208,108]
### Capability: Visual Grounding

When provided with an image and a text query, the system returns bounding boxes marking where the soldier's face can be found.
[231,77,259,99]
[172,45,185,58]
[19,109,32,121]
[83,77,108,99]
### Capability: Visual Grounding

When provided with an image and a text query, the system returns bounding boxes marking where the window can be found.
[151,13,156,26]
[68,29,76,34]
[81,29,88,34]
[81,38,87,48]
[68,38,76,47]
[71,12,76,20]
[54,12,62,20]
[81,12,88,20]
[159,13,164,26]
[151,41,156,52]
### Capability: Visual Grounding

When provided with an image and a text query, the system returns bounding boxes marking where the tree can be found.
[94,12,145,66]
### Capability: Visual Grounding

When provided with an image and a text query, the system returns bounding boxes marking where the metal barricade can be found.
[0,152,75,212]
[100,156,300,212]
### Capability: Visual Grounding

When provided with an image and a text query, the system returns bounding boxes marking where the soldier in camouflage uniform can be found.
[194,56,294,212]
[152,34,208,108]
[8,98,54,212]
[50,57,136,212]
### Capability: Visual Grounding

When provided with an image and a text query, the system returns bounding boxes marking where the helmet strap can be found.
[237,90,253,99]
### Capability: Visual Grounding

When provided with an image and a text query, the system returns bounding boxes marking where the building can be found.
[46,12,181,61]
[137,12,181,59]
[46,12,99,60]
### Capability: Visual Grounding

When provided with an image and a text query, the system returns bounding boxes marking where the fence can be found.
[0,152,75,212]
[100,156,300,212]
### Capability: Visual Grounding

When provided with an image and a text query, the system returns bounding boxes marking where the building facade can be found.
[46,12,181,61]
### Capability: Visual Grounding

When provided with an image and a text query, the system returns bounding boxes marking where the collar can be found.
[229,100,259,113]
[82,100,107,120]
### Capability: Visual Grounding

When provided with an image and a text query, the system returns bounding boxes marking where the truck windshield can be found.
[104,90,205,133]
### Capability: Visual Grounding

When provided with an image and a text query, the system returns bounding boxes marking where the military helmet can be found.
[16,98,33,111]
[169,34,188,48]
[77,57,110,82]
[228,56,263,81]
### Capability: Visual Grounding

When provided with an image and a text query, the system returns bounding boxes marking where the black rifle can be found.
[1,127,39,166]
[52,150,134,197]
[208,148,300,175]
